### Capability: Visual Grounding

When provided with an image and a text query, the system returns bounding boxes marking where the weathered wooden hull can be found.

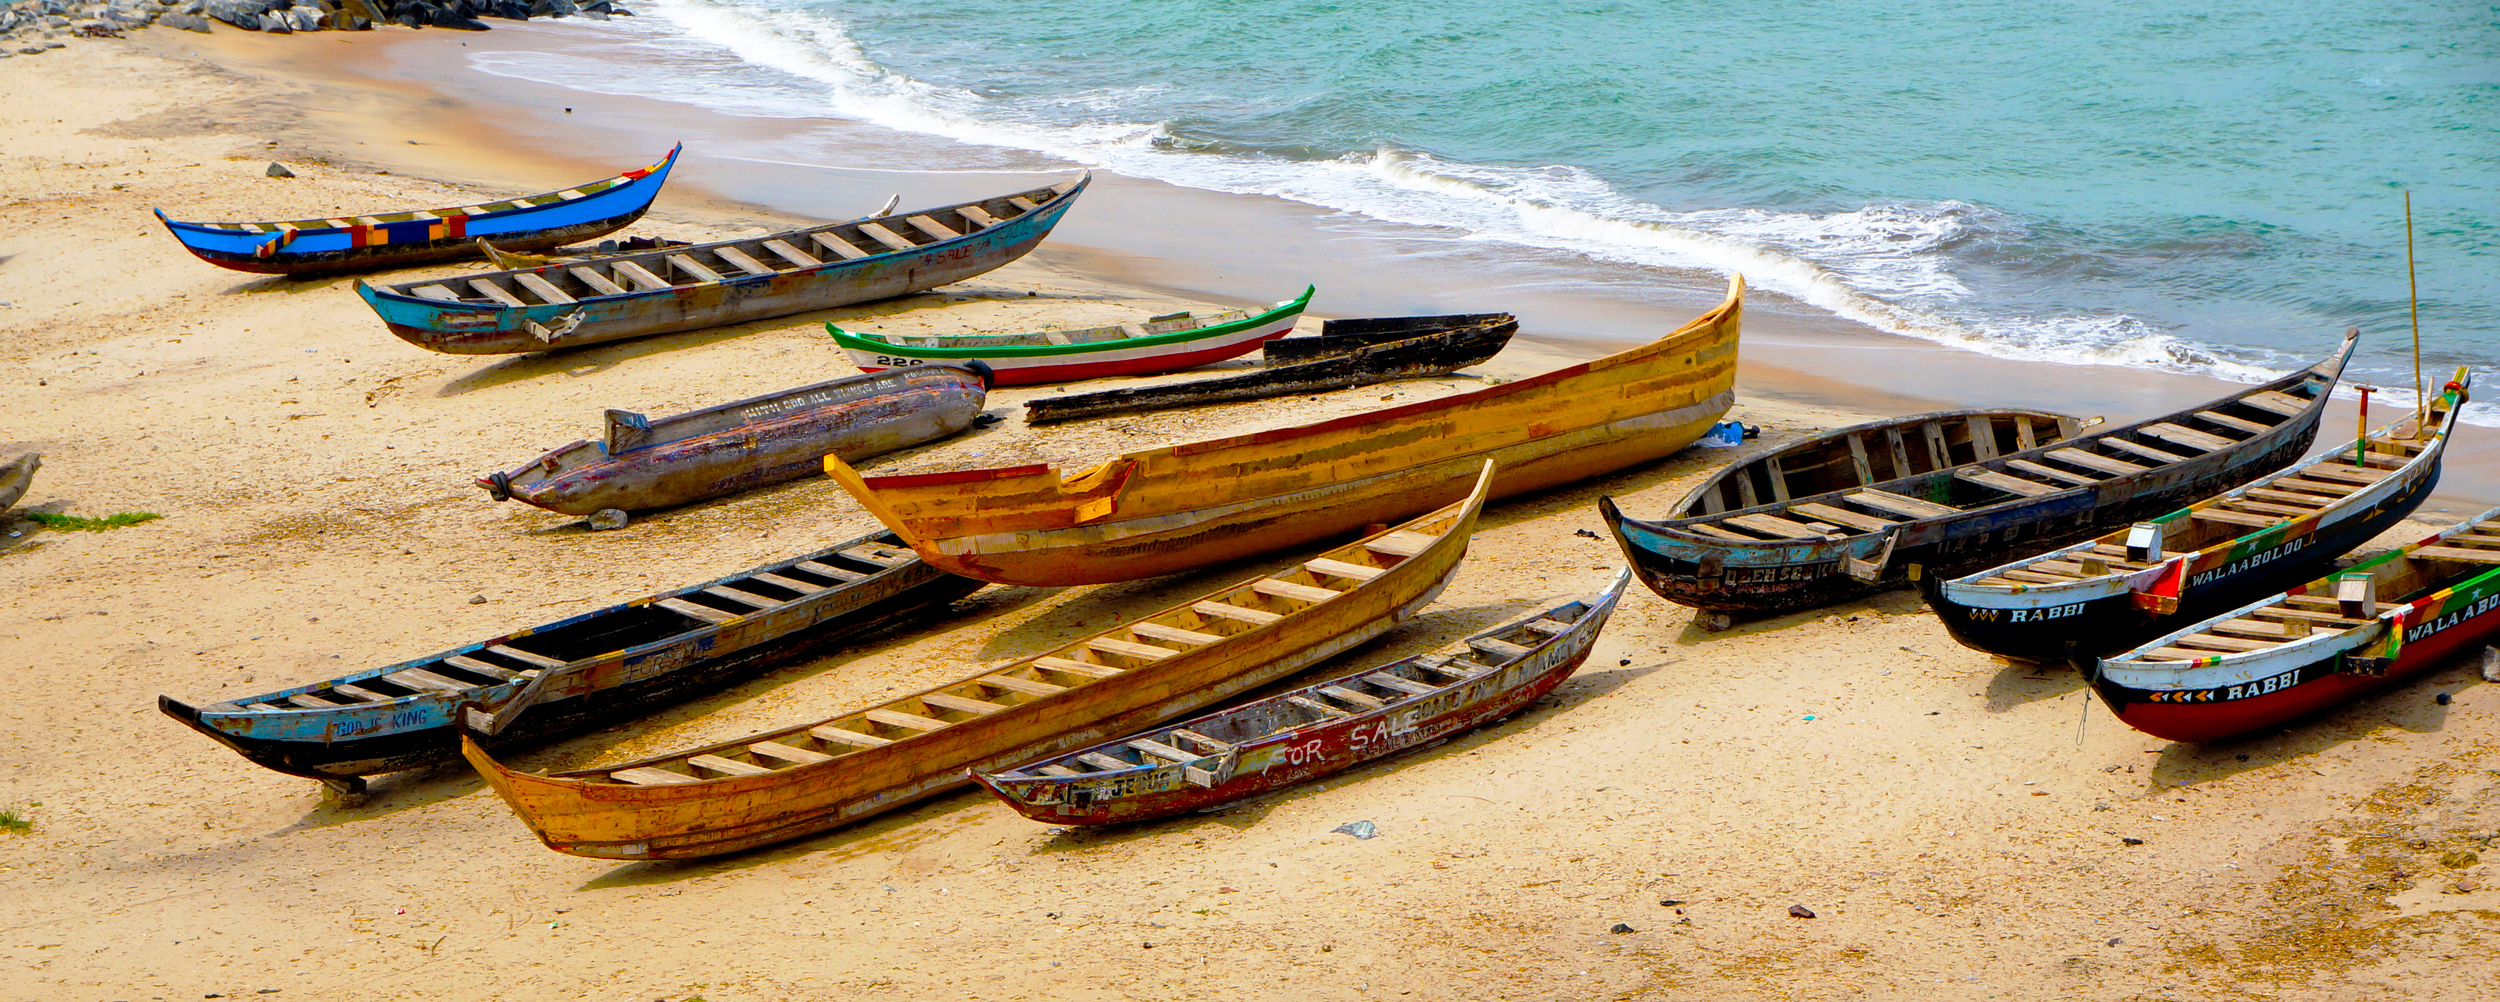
[1022,314,1517,425]
[0,452,38,513]
[1261,313,1513,365]
[1928,403,2459,663]
[488,366,987,516]
[159,532,979,789]
[836,288,1311,387]
[357,174,1088,355]
[2090,508,2500,742]
[156,146,678,276]
[1671,409,2081,518]
[828,277,1743,587]
[975,570,1626,825]
[462,467,1493,860]
[1601,333,2354,618]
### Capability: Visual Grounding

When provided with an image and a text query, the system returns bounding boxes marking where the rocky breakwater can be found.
[0,0,630,52]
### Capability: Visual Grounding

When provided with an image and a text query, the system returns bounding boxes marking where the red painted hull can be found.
[2103,602,2500,742]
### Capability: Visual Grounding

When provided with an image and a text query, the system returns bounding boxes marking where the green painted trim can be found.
[828,285,1315,360]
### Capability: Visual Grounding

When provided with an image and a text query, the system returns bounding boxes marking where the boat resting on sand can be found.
[1022,312,1517,425]
[832,288,1313,386]
[463,463,1494,860]
[1930,371,2469,663]
[822,276,1744,587]
[975,568,1627,825]
[356,173,1088,355]
[157,145,680,276]
[2089,503,2500,742]
[160,531,979,800]
[1261,313,1513,365]
[483,365,988,517]
[0,452,38,514]
[1599,329,2355,626]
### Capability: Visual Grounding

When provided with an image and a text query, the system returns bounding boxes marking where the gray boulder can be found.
[281,5,315,27]
[159,9,207,28]
[255,8,284,29]
[202,0,263,27]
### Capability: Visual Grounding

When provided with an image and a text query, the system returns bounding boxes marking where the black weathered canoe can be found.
[1600,330,2356,627]
[1260,313,1510,365]
[0,452,37,514]
[1667,409,2085,519]
[483,364,990,517]
[355,174,1088,355]
[1022,313,1517,424]
[158,531,982,800]
[1926,369,2468,663]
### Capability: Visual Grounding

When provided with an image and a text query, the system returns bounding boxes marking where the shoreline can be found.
[5,28,2496,1001]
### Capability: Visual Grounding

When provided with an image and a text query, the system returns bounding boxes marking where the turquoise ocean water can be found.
[473,1,2497,420]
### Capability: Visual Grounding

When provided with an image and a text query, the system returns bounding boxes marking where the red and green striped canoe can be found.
[830,287,1313,387]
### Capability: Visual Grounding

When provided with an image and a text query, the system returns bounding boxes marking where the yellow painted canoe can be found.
[463,462,1495,860]
[824,275,1743,586]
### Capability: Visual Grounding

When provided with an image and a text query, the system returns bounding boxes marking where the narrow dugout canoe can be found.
[1931,370,2469,663]
[355,173,1088,355]
[2090,504,2500,742]
[1022,312,1517,425]
[160,531,980,799]
[463,462,1494,860]
[832,287,1314,386]
[1668,408,2085,518]
[156,145,680,276]
[975,568,1628,825]
[483,364,989,517]
[1600,330,2355,624]
[1260,312,1514,365]
[0,452,38,513]
[822,276,1744,587]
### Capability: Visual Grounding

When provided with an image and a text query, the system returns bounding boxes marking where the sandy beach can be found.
[3,26,2496,1002]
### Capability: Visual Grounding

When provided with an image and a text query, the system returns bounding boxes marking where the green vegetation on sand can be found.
[26,511,162,532]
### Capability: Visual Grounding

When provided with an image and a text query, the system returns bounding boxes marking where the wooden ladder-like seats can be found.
[749,572,827,595]
[666,254,726,284]
[612,767,700,786]
[810,231,875,261]
[906,215,961,241]
[2044,448,2147,477]
[1844,489,1960,520]
[2140,423,2238,453]
[512,272,577,304]
[1957,468,2063,498]
[2240,391,2313,418]
[467,278,528,307]
[714,246,779,277]
[612,260,673,292]
[1791,501,1902,533]
[1317,685,1387,710]
[2196,410,2274,435]
[442,655,523,681]
[1304,557,1385,582]
[2006,458,2103,486]
[384,667,472,693]
[1470,636,1536,661]
[855,222,920,253]
[749,740,833,766]
[762,239,822,269]
[2100,438,2192,465]
[569,266,628,296]
[957,205,1002,228]
[1724,512,1841,539]
[1192,600,1282,625]
[701,585,783,610]
[1253,578,1340,605]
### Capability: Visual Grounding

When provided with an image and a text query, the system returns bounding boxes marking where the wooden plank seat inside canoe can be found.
[2167,633,2276,652]
[1957,468,2062,498]
[1032,656,1123,678]
[748,740,834,766]
[442,654,523,680]
[1844,489,1961,519]
[748,572,827,594]
[2241,391,2313,418]
[689,754,774,777]
[467,279,528,308]
[1317,685,1388,710]
[811,725,893,748]
[1365,673,1443,697]
[1128,737,1199,763]
[979,674,1067,696]
[2140,422,2238,452]
[667,254,726,284]
[701,585,783,610]
[612,767,700,786]
[856,222,919,253]
[654,596,743,625]
[1129,622,1224,646]
[1253,578,1341,605]
[1193,600,1282,625]
[1287,694,1349,718]
[761,239,821,269]
[2195,410,2275,435]
[1304,557,1386,581]
[411,284,464,302]
[2006,458,2104,486]
[906,215,961,241]
[2044,449,2148,476]
[865,707,953,731]
[810,231,875,261]
[386,667,473,692]
[1087,637,1180,662]
[569,266,628,297]
[2188,508,2280,528]
[1525,618,1575,635]
[1470,636,1536,660]
[1725,512,1842,539]
[2413,545,2500,564]
[922,692,1009,715]
[957,205,1002,228]
[2099,438,2192,465]
[714,246,778,277]
[513,272,577,305]
[1168,729,1233,753]
[612,260,672,292]
[2213,497,2319,518]
[1789,502,1903,533]
[2303,463,2391,484]
[331,683,395,702]
[1076,751,1138,772]
[793,560,869,583]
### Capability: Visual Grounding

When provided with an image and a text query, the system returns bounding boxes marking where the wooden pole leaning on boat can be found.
[2404,192,2425,437]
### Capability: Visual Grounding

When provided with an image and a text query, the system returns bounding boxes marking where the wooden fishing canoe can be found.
[1931,370,2469,663]
[0,452,37,514]
[160,531,980,800]
[1261,312,1514,365]
[832,287,1313,386]
[2089,503,2500,742]
[822,276,1743,587]
[355,174,1088,355]
[1668,408,2085,518]
[462,462,1494,860]
[1600,329,2356,625]
[975,568,1627,825]
[483,364,989,517]
[156,145,680,276]
[1022,312,1517,425]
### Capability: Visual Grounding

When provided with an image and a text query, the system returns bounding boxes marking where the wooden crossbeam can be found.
[512,272,577,305]
[466,278,528,307]
[1130,622,1223,646]
[2242,391,2313,417]
[2007,459,2103,486]
[1790,502,1900,532]
[568,266,627,296]
[612,767,699,786]
[655,596,741,625]
[922,692,1008,715]
[1193,601,1281,625]
[715,246,778,276]
[689,754,772,777]
[794,560,869,582]
[666,254,726,284]
[2142,423,2235,452]
[1846,489,1960,518]
[856,222,919,252]
[811,726,891,748]
[702,585,782,610]
[1253,578,1339,604]
[749,572,826,594]
[761,239,821,268]
[442,655,521,681]
[1304,557,1386,581]
[2100,438,2191,464]
[750,741,833,765]
[1957,468,2062,498]
[612,260,673,291]
[811,231,873,260]
[2196,410,2273,435]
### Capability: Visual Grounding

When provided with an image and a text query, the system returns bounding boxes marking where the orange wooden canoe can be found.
[824,275,1745,586]
[463,462,1494,860]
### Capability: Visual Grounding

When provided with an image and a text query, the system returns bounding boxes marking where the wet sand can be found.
[1,29,2495,1001]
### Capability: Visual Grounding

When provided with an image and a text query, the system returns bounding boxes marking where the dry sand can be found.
[2,31,2495,1002]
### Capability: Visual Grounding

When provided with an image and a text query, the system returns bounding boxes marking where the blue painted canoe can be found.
[353,173,1088,355]
[154,144,680,276]
[158,530,981,801]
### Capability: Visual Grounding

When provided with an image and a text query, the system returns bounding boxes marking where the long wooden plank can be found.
[749,572,827,594]
[612,767,700,786]
[2242,391,2311,417]
[1318,685,1387,710]
[1846,490,1960,518]
[1192,601,1282,625]
[864,707,951,731]
[2045,449,2148,476]
[1253,579,1340,604]
[1790,502,1900,533]
[793,560,869,583]
[2007,458,2103,486]
[1957,468,2061,498]
[2101,438,2192,464]
[568,266,628,296]
[689,754,773,777]
[1304,557,1386,581]
[1287,695,1350,718]
[512,272,577,305]
[921,692,1009,715]
[1967,416,2000,460]
[411,284,463,302]
[466,278,528,308]
[1169,728,1233,752]
[655,596,741,625]
[1077,752,1136,772]
[484,644,569,670]
[1366,673,1441,696]
[2172,634,2275,652]
[906,215,961,241]
[810,231,874,260]
[1525,618,1575,635]
[701,585,782,610]
[666,254,726,284]
[1130,622,1224,646]
[979,674,1067,696]
[2413,545,2500,564]
[2307,463,2391,483]
[441,655,521,681]
[2216,498,2316,518]
[750,740,833,765]
[1363,530,1435,557]
[1846,434,1875,484]
[761,239,821,268]
[957,205,1001,228]
[1087,637,1179,661]
[386,667,472,693]
[612,260,673,292]
[2142,423,2236,452]
[329,683,394,702]
[2197,410,2273,435]
[1726,512,1835,539]
[1687,522,1761,542]
[811,726,892,748]
[2189,508,2280,528]
[1471,637,1536,659]
[1032,656,1122,678]
[856,222,919,252]
[1128,738,1198,763]
[715,246,778,276]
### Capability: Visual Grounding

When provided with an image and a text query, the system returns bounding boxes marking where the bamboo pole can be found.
[2405,192,2424,438]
